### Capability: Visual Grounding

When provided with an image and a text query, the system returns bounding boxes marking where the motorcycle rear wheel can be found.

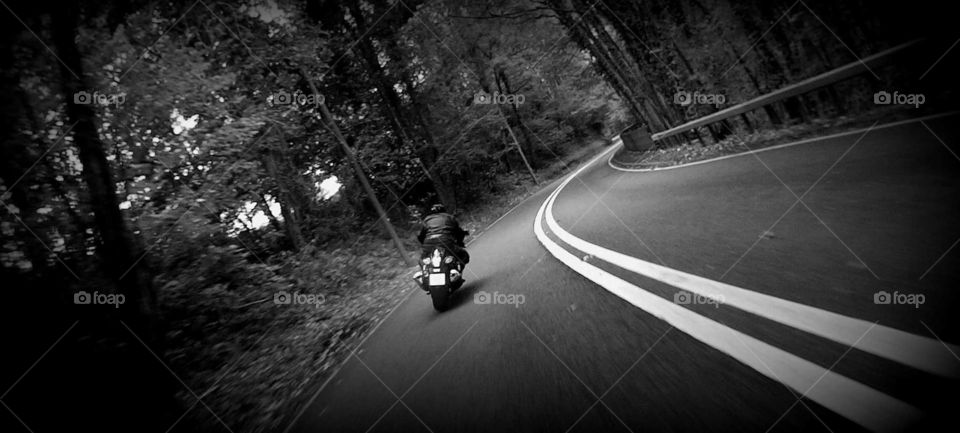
[429,284,448,311]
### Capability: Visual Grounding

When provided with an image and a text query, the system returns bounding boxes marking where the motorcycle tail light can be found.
[431,249,442,267]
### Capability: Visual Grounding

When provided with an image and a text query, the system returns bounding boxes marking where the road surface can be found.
[287,115,960,433]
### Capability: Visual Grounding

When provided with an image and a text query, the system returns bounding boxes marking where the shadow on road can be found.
[445,277,486,311]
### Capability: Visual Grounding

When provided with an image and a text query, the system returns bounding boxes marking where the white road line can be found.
[534,182,921,433]
[565,117,960,378]
[545,194,960,378]
[284,171,570,432]
[533,139,931,432]
[608,111,960,172]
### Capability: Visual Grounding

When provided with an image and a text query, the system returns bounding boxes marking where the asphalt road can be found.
[287,115,960,433]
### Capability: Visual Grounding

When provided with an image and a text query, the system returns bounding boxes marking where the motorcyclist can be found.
[415,203,469,283]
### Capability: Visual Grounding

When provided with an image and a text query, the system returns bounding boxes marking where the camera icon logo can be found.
[74,91,92,105]
[673,292,691,304]
[473,91,491,105]
[74,291,91,304]
[873,91,891,105]
[674,90,692,106]
[274,91,293,105]
[274,291,292,305]
[474,291,491,304]
[873,291,891,304]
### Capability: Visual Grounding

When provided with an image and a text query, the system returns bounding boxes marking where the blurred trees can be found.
[4,0,947,430]
[541,0,953,143]
[1,0,622,430]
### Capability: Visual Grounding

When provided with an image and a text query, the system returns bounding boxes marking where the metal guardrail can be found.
[649,39,923,142]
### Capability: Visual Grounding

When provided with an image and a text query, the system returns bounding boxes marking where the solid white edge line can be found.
[608,111,960,172]
[545,194,960,378]
[594,115,960,377]
[534,147,922,433]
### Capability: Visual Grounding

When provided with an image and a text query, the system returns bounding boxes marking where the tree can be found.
[52,1,159,340]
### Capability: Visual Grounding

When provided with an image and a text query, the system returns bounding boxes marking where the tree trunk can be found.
[497,104,538,185]
[260,141,304,251]
[399,72,458,210]
[496,70,538,167]
[547,1,647,125]
[258,192,284,233]
[301,68,413,266]
[719,35,783,126]
[348,2,455,210]
[51,5,158,340]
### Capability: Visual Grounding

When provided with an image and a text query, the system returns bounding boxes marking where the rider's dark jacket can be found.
[417,212,467,246]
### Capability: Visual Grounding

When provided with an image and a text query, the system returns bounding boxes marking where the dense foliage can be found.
[1,0,951,431]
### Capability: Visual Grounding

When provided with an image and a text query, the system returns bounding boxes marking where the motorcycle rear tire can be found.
[429,284,448,311]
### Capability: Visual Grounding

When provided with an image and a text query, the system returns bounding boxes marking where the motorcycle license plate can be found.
[428,273,446,286]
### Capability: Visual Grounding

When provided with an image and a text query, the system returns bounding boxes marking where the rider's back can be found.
[421,212,461,242]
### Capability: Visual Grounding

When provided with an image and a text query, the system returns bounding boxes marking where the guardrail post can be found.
[621,125,656,152]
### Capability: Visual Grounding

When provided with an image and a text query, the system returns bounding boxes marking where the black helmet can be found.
[429,203,446,214]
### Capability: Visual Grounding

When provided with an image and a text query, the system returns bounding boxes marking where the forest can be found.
[1,0,950,431]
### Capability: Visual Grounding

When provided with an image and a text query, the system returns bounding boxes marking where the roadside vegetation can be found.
[611,106,953,170]
[1,0,948,432]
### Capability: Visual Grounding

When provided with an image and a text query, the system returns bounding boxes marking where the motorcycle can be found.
[413,241,467,311]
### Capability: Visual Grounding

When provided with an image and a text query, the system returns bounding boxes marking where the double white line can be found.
[534,135,959,432]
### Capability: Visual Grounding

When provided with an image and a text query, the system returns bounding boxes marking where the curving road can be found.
[287,114,960,433]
